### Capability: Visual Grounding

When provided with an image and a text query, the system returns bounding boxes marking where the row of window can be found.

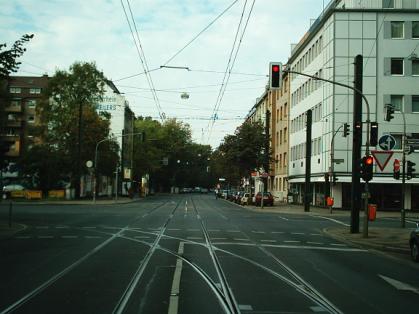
[9,99,37,108]
[290,137,322,162]
[290,103,322,134]
[291,36,323,81]
[275,127,288,146]
[275,103,288,121]
[7,113,35,123]
[272,177,287,192]
[391,21,419,39]
[274,152,288,171]
[9,87,42,94]
[389,94,419,112]
[291,70,323,107]
[390,58,419,76]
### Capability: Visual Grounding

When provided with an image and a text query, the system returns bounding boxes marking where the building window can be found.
[280,130,282,144]
[413,22,419,39]
[9,87,21,94]
[391,58,404,75]
[10,100,20,107]
[284,127,287,142]
[27,115,35,123]
[29,88,41,94]
[284,103,287,117]
[412,96,419,113]
[391,95,403,111]
[283,152,287,167]
[27,99,37,108]
[391,22,404,38]
[383,0,394,8]
[412,59,419,75]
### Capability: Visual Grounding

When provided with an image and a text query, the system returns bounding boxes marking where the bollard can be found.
[8,201,12,228]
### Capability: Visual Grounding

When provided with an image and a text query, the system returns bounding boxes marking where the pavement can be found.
[225,199,419,260]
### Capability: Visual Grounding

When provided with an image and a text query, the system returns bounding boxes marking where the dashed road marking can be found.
[260,239,276,243]
[187,236,203,240]
[291,232,305,235]
[310,233,322,236]
[330,243,346,247]
[134,235,150,239]
[211,237,227,240]
[84,236,102,239]
[234,238,250,241]
[251,231,265,234]
[239,304,253,311]
[278,216,289,221]
[167,228,181,231]
[61,235,78,239]
[187,229,200,232]
[55,226,68,229]
[227,230,241,233]
[15,236,31,239]
[307,242,323,245]
[38,236,54,239]
[284,240,300,243]
[82,226,96,229]
[271,231,284,234]
[208,229,220,232]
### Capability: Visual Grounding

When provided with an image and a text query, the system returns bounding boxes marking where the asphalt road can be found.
[1,194,418,314]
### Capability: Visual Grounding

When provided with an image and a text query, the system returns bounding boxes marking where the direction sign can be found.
[379,135,396,150]
[371,150,394,171]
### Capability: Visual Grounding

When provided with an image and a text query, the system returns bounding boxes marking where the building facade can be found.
[288,0,419,209]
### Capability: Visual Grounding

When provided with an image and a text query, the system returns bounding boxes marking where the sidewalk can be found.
[0,196,140,206]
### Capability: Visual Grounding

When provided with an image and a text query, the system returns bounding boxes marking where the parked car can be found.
[410,222,419,262]
[2,184,26,199]
[227,191,237,202]
[221,190,229,199]
[255,192,274,206]
[240,193,251,205]
[200,188,209,194]
[235,191,244,204]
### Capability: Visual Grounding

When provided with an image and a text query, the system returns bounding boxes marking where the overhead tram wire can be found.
[120,0,165,120]
[207,0,256,143]
[205,0,249,142]
[161,0,240,67]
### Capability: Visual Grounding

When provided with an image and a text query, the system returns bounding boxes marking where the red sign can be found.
[393,159,400,172]
[251,172,258,177]
[371,150,394,171]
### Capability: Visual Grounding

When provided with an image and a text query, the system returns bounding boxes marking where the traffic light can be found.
[393,159,400,180]
[385,104,395,122]
[407,160,416,180]
[343,123,350,137]
[360,155,374,182]
[370,122,378,146]
[269,62,282,89]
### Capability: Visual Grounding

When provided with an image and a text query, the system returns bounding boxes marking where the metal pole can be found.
[363,183,369,238]
[115,164,118,202]
[401,111,407,228]
[261,181,264,209]
[8,201,12,228]
[304,109,313,212]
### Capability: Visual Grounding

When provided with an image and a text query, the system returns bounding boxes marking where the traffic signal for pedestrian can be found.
[407,160,416,180]
[343,123,350,137]
[385,104,395,122]
[393,159,400,180]
[370,122,378,146]
[360,155,374,182]
[269,62,282,89]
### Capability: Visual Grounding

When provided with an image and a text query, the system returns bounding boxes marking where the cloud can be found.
[1,0,326,147]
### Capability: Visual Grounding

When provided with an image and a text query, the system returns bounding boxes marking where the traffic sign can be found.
[394,159,400,172]
[379,134,396,150]
[371,150,394,171]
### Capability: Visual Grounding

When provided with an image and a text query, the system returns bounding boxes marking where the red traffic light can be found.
[272,65,279,72]
[365,156,373,165]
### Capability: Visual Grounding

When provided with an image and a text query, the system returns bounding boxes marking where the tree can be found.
[29,62,119,196]
[0,34,34,79]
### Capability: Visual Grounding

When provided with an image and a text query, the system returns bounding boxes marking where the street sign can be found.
[371,150,394,171]
[379,134,396,151]
[394,159,400,172]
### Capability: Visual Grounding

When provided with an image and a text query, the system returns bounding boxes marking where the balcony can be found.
[5,104,22,113]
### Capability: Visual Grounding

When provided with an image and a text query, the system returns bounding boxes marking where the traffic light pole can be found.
[401,111,407,228]
[304,110,312,212]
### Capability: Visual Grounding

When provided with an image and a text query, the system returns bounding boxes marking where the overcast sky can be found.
[1,0,327,148]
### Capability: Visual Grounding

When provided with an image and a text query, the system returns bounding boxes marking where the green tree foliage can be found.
[211,121,269,186]
[0,34,34,79]
[20,62,119,191]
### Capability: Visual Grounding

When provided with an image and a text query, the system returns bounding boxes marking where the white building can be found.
[288,0,419,210]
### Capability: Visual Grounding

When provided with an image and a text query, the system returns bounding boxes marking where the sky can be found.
[1,0,328,148]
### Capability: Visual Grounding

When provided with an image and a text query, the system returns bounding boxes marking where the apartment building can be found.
[0,75,48,177]
[288,0,419,209]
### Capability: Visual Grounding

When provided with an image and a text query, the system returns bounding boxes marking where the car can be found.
[240,193,251,205]
[410,222,419,262]
[235,191,244,204]
[255,192,274,206]
[200,188,208,194]
[221,190,229,199]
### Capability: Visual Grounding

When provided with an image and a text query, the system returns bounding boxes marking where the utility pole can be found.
[401,112,407,228]
[351,55,363,233]
[264,110,271,193]
[304,109,312,212]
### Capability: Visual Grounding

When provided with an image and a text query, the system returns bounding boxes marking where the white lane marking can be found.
[271,231,284,234]
[82,226,96,229]
[227,230,240,233]
[61,235,78,239]
[330,243,347,247]
[0,227,126,314]
[310,233,322,236]
[212,242,367,252]
[211,238,227,240]
[35,226,48,229]
[379,274,419,295]
[168,242,185,314]
[278,216,289,221]
[15,236,31,239]
[134,236,150,239]
[187,237,203,240]
[238,304,253,311]
[55,226,68,229]
[284,240,300,243]
[307,242,324,245]
[187,229,200,232]
[251,231,266,234]
[311,305,327,312]
[208,229,220,232]
[38,236,54,239]
[291,232,305,235]
[233,238,250,241]
[84,236,102,239]
[310,215,350,227]
[167,228,181,231]
[260,240,276,243]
